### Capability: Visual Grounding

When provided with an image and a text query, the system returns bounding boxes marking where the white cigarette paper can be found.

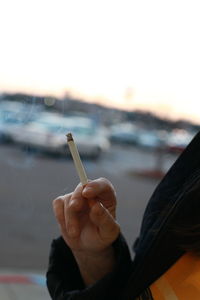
[66,133,88,185]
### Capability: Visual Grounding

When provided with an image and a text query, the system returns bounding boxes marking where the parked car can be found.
[136,130,168,150]
[13,113,110,159]
[0,101,43,143]
[109,123,139,145]
[166,129,195,153]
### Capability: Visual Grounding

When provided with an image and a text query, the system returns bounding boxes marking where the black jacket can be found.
[46,131,200,300]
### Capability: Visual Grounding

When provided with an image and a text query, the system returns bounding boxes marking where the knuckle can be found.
[99,177,109,184]
[52,196,63,208]
[100,177,114,190]
[52,194,72,213]
[68,199,75,209]
[68,198,80,211]
[62,193,72,206]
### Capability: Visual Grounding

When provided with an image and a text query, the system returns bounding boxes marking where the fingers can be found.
[53,184,87,240]
[53,195,81,241]
[70,183,85,206]
[64,194,84,239]
[83,178,115,198]
[90,201,120,242]
[82,178,116,207]
[53,178,118,245]
[82,178,117,219]
[53,196,68,237]
[66,184,87,237]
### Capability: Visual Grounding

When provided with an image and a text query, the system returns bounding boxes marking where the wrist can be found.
[72,246,116,286]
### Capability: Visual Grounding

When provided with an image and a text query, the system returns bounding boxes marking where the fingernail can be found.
[96,203,104,216]
[83,187,93,194]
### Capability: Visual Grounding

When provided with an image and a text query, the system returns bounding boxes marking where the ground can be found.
[0,143,178,271]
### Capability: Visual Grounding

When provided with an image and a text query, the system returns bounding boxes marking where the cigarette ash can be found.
[66,132,73,142]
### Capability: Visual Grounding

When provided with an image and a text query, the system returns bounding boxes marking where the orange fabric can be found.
[150,253,200,300]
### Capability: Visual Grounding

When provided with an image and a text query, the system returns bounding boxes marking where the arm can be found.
[72,244,116,286]
[46,234,132,300]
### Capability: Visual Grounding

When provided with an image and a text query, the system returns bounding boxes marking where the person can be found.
[46,131,200,300]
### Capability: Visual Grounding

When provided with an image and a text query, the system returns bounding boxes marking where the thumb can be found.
[90,202,120,242]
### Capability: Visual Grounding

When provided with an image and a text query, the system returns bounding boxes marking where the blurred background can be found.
[0,0,200,298]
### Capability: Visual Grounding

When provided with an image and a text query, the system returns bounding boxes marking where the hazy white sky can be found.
[0,0,200,122]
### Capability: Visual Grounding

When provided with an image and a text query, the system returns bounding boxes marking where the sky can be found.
[0,0,200,123]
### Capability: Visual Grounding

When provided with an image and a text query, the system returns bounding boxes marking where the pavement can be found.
[0,144,176,299]
[0,270,50,300]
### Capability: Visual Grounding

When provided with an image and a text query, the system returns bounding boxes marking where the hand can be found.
[53,178,120,285]
[53,177,120,255]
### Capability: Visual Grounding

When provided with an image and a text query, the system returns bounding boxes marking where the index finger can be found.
[68,182,87,213]
[71,182,84,201]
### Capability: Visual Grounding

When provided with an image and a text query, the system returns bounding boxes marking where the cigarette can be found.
[66,133,88,185]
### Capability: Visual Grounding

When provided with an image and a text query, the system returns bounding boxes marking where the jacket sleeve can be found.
[46,233,132,300]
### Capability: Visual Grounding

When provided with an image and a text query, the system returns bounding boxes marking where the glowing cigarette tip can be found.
[66,132,88,185]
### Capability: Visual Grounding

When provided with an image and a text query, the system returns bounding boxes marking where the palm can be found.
[80,216,105,251]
